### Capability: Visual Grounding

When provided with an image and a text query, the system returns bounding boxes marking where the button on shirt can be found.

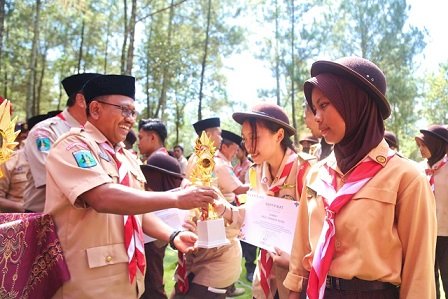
[284,141,437,299]
[24,108,82,212]
[44,122,146,299]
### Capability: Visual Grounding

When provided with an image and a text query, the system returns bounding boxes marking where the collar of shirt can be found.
[261,147,294,187]
[62,107,83,128]
[325,139,391,178]
[429,155,448,171]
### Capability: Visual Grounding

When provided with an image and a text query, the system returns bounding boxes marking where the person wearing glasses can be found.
[23,72,100,212]
[44,74,218,299]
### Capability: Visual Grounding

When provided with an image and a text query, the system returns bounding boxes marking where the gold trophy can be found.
[0,100,19,177]
[190,131,229,248]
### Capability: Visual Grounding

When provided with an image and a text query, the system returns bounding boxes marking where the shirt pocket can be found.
[86,243,128,269]
[352,186,397,205]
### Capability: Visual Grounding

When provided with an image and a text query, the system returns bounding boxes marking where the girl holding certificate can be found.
[231,103,316,299]
[284,56,437,299]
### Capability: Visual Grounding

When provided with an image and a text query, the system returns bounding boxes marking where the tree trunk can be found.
[290,0,297,145]
[26,0,41,117]
[36,43,48,113]
[275,0,281,106]
[120,0,128,74]
[154,0,175,118]
[104,18,110,73]
[77,19,85,73]
[125,0,137,75]
[198,0,212,121]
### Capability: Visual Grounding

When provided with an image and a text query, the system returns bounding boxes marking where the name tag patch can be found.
[73,150,98,168]
[36,137,51,152]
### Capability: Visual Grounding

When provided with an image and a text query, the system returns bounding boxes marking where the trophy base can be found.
[196,218,230,248]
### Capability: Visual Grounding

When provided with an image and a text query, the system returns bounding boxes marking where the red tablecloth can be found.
[0,213,70,299]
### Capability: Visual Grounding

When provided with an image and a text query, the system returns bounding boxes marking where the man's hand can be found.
[175,186,217,210]
[174,231,198,253]
[269,247,290,269]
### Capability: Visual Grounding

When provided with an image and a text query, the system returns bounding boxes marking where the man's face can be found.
[94,95,136,145]
[173,147,183,158]
[222,142,239,161]
[304,105,321,138]
[138,130,156,156]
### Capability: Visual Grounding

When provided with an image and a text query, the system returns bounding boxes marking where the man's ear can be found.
[89,101,101,120]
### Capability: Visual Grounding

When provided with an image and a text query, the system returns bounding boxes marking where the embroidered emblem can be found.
[375,155,386,163]
[73,150,97,168]
[36,137,51,152]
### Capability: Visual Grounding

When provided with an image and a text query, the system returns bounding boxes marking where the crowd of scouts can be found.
[0,56,446,299]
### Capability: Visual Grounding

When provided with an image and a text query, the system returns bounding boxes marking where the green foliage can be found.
[422,63,448,124]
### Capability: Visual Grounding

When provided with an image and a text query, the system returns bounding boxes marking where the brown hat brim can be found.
[140,165,184,179]
[420,129,448,144]
[310,60,391,120]
[232,111,296,136]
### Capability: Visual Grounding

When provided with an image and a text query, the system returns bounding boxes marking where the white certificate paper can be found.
[144,208,188,243]
[239,191,299,254]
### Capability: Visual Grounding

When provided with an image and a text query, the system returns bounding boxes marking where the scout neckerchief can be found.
[101,142,145,283]
[425,155,447,192]
[174,251,189,294]
[259,149,297,298]
[307,151,394,299]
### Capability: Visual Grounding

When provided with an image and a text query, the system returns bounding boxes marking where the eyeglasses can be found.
[96,100,138,119]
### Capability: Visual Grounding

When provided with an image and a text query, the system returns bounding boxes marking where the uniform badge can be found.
[36,137,51,152]
[98,151,111,162]
[73,150,98,168]
[281,194,295,201]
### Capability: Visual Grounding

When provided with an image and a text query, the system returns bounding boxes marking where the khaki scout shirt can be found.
[427,156,448,236]
[214,151,244,203]
[0,149,28,212]
[284,140,437,299]
[251,148,315,299]
[24,108,82,212]
[44,122,146,299]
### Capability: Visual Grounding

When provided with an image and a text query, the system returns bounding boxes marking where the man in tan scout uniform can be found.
[44,74,218,299]
[24,73,99,212]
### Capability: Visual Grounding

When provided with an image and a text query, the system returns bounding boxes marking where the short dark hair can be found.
[139,118,167,143]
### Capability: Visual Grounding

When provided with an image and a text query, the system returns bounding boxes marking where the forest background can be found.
[1,0,447,160]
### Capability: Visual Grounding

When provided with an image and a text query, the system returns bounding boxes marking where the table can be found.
[0,213,70,299]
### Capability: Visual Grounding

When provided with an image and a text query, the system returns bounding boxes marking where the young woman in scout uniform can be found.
[284,57,437,299]
[415,125,448,299]
[231,103,316,299]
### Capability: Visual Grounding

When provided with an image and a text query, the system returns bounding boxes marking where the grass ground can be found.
[163,248,253,298]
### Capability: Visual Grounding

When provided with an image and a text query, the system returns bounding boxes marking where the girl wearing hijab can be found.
[231,103,316,299]
[284,57,436,299]
[415,125,448,299]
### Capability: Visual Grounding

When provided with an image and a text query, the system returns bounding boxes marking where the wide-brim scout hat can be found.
[304,56,391,120]
[420,125,448,144]
[61,73,100,97]
[192,117,220,135]
[232,103,296,136]
[83,74,135,103]
[140,152,184,179]
[221,130,242,145]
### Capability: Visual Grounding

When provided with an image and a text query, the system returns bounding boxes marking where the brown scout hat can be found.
[232,102,296,136]
[304,56,391,120]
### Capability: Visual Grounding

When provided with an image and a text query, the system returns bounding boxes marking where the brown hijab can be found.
[420,133,447,167]
[307,73,384,173]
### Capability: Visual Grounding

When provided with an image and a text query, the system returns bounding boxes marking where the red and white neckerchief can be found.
[425,155,448,192]
[260,150,297,298]
[101,143,146,283]
[175,251,189,294]
[307,151,394,299]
